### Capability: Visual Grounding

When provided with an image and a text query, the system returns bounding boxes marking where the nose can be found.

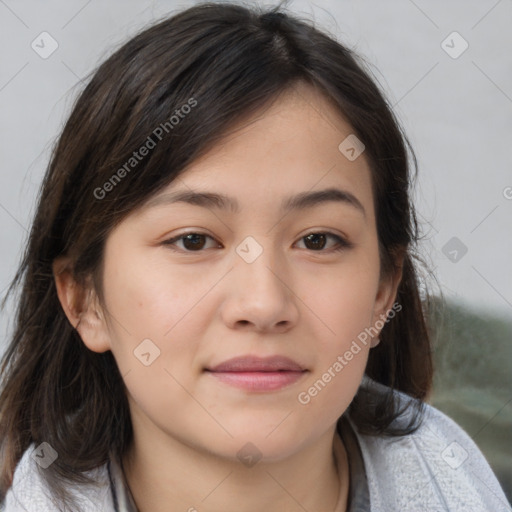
[220,242,300,333]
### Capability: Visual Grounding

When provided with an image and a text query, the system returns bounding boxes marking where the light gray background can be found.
[1,1,511,342]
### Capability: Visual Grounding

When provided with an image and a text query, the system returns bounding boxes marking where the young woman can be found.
[0,2,509,511]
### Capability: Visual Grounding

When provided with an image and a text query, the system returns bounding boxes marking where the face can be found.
[61,82,400,462]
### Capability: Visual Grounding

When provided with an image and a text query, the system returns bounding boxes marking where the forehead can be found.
[186,82,363,171]
[140,81,375,220]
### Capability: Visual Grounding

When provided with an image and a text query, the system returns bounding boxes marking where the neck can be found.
[122,417,349,512]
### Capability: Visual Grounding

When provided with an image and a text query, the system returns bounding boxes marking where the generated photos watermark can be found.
[297,301,402,405]
[93,97,198,200]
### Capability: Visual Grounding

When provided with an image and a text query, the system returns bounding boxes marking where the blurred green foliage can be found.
[427,297,512,504]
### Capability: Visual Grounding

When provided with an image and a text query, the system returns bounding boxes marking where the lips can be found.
[205,355,307,392]
[206,355,305,372]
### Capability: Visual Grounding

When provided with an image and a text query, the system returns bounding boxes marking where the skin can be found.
[54,81,403,512]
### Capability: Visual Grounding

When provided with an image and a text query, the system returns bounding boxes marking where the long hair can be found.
[0,1,433,509]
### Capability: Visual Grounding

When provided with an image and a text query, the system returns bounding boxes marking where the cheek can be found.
[294,251,379,422]
[306,278,374,377]
[101,258,209,431]
[101,251,209,375]
[305,252,381,346]
[296,288,372,432]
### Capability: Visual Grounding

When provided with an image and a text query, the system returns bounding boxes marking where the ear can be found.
[52,256,111,353]
[371,250,405,338]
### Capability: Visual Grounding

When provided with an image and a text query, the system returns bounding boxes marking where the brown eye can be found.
[163,232,220,252]
[297,232,351,252]
[303,233,327,250]
[181,233,207,250]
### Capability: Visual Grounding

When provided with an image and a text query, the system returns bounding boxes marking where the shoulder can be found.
[1,443,115,512]
[348,376,511,512]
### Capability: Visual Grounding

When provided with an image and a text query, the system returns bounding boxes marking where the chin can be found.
[220,423,310,462]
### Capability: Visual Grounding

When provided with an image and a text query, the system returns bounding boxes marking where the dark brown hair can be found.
[0,1,433,509]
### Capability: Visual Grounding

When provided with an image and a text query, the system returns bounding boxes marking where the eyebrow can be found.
[144,187,366,217]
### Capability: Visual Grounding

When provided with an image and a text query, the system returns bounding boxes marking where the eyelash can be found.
[162,231,352,254]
